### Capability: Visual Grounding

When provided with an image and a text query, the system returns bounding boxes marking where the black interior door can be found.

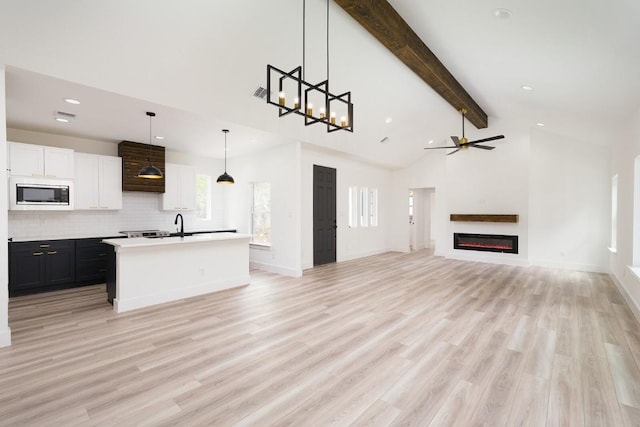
[313,165,337,266]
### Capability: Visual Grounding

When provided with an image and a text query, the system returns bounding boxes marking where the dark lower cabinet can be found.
[9,240,75,296]
[75,238,109,285]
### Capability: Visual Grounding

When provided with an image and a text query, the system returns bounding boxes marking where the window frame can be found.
[195,174,212,221]
[250,181,271,246]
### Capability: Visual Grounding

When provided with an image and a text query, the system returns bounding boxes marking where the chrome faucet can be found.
[174,213,184,238]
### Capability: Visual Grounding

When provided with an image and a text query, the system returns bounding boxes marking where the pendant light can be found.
[265,0,353,132]
[137,111,163,179]
[217,129,234,184]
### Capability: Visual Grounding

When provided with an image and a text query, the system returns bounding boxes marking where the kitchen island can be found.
[102,232,251,313]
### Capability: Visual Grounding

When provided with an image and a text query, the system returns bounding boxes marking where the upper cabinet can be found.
[8,142,74,179]
[74,153,122,210]
[162,163,196,211]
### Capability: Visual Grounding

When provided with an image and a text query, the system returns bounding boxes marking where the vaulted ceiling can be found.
[1,0,639,168]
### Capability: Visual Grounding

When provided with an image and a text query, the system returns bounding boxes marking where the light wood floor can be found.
[2,250,640,426]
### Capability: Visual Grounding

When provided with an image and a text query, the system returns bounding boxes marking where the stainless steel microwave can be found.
[9,177,74,210]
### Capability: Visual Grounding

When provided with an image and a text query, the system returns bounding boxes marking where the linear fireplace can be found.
[454,233,518,254]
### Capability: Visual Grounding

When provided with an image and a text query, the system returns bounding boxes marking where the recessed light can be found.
[493,8,512,19]
[64,98,80,105]
[154,136,165,140]
[385,117,393,124]
[521,85,534,91]
[428,139,434,144]
[536,123,545,127]
[55,117,69,123]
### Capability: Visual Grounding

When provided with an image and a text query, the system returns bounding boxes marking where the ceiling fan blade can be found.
[451,136,460,147]
[424,145,458,150]
[471,144,495,150]
[446,149,461,156]
[467,135,505,145]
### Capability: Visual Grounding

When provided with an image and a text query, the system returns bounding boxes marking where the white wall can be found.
[1,66,11,347]
[610,107,640,319]
[391,118,611,271]
[444,120,530,265]
[301,144,392,269]
[390,148,446,254]
[529,128,611,272]
[390,120,527,262]
[226,142,302,277]
[6,128,227,239]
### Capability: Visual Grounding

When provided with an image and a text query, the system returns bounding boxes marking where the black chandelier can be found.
[266,0,353,133]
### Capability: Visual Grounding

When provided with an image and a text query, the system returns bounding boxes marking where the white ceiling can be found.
[1,0,639,168]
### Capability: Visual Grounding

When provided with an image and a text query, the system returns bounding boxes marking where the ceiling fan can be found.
[424,108,505,155]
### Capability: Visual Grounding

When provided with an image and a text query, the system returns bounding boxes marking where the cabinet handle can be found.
[98,253,107,257]
[98,269,107,273]
[32,252,44,256]
[39,244,50,248]
[47,251,58,255]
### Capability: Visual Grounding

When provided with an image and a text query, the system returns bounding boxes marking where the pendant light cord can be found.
[326,0,329,82]
[224,132,227,172]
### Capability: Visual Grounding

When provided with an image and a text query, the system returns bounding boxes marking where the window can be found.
[359,187,368,227]
[348,186,358,228]
[196,174,211,220]
[251,182,271,245]
[349,186,378,228]
[369,188,378,227]
[611,174,618,251]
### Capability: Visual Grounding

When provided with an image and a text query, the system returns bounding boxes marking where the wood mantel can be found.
[450,214,519,223]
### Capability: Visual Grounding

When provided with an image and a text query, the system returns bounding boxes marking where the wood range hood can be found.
[118,141,165,193]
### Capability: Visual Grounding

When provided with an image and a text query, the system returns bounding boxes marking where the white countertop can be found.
[9,229,237,243]
[10,232,123,243]
[102,232,252,249]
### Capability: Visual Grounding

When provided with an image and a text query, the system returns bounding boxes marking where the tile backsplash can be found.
[8,192,225,239]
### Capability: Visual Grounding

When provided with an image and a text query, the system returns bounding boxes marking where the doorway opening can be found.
[409,188,436,252]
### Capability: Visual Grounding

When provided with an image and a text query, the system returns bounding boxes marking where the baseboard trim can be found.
[611,273,640,325]
[445,251,530,267]
[0,327,11,348]
[339,249,387,263]
[250,261,302,277]
[529,259,609,273]
[114,276,250,313]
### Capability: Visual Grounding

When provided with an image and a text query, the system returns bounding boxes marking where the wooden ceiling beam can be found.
[334,0,488,129]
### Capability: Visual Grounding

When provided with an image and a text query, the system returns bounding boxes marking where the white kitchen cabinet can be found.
[74,153,122,210]
[8,141,74,178]
[162,163,196,211]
